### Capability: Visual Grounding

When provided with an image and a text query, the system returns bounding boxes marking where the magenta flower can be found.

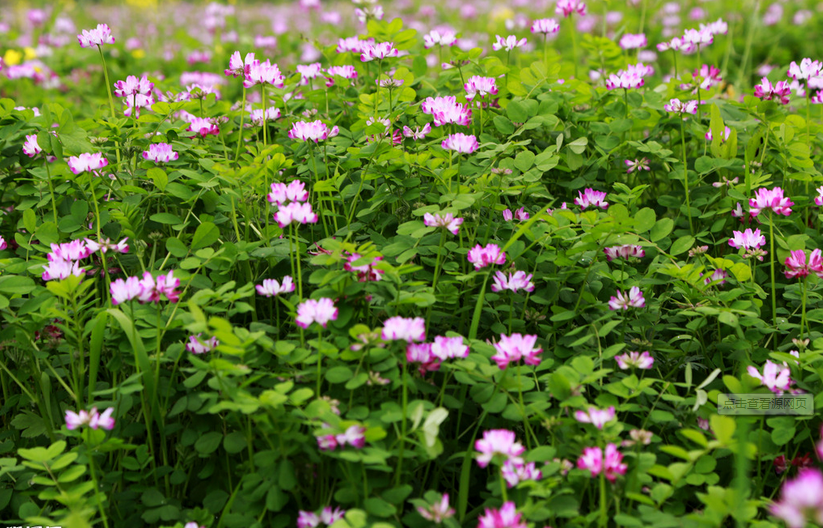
[337,36,375,54]
[360,42,399,62]
[754,77,791,104]
[85,237,128,255]
[22,134,42,157]
[186,334,219,354]
[110,276,142,305]
[624,158,650,173]
[442,133,479,154]
[615,350,654,369]
[137,270,180,303]
[0,237,6,251]
[65,407,115,430]
[502,207,529,222]
[256,276,295,297]
[475,429,525,468]
[608,287,645,310]
[728,228,766,251]
[298,511,320,528]
[423,30,457,49]
[244,59,285,88]
[531,18,560,34]
[77,24,115,48]
[297,62,323,85]
[619,33,647,49]
[492,35,527,52]
[574,406,616,429]
[664,98,698,115]
[749,187,794,217]
[381,316,426,342]
[114,74,153,98]
[683,28,713,47]
[407,343,441,374]
[319,507,347,526]
[42,260,84,281]
[788,58,823,81]
[67,153,108,174]
[464,76,498,101]
[430,336,469,360]
[747,360,791,394]
[335,425,366,448]
[816,186,823,207]
[421,95,457,115]
[702,268,729,285]
[423,212,463,235]
[142,143,179,163]
[491,271,535,293]
[296,298,338,329]
[316,435,338,451]
[345,253,384,282]
[416,494,455,523]
[48,240,91,261]
[268,181,308,205]
[770,469,823,528]
[556,0,587,17]
[477,502,528,528]
[402,123,432,140]
[501,460,542,488]
[491,333,542,369]
[187,117,220,137]
[603,244,645,261]
[467,243,506,269]
[784,249,823,279]
[288,120,339,142]
[248,107,281,126]
[224,51,256,78]
[274,202,318,227]
[575,188,609,209]
[577,443,627,483]
[325,65,358,80]
[705,126,731,142]
[432,104,472,127]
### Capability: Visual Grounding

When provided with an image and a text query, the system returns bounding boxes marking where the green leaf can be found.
[195,432,223,455]
[506,101,528,123]
[670,235,695,256]
[223,431,246,454]
[650,218,674,242]
[325,366,353,384]
[148,167,168,191]
[635,208,656,233]
[771,425,796,446]
[364,497,396,517]
[710,415,736,445]
[514,150,535,172]
[23,209,37,234]
[191,221,220,250]
[150,213,182,225]
[0,276,36,296]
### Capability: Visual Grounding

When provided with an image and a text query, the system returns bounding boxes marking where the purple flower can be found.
[574,188,609,210]
[491,333,542,369]
[492,35,527,52]
[491,271,535,293]
[67,153,108,174]
[77,24,115,48]
[467,243,506,269]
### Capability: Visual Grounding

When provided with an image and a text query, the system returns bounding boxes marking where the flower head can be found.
[619,33,647,50]
[491,333,542,370]
[467,243,506,269]
[289,120,339,142]
[747,360,791,394]
[770,469,823,528]
[784,249,823,279]
[382,316,426,342]
[423,30,457,49]
[248,107,281,126]
[67,153,108,174]
[575,406,616,429]
[77,24,115,48]
[604,244,644,261]
[615,350,654,369]
[274,202,318,227]
[556,0,587,17]
[114,74,153,98]
[531,19,560,34]
[608,287,645,310]
[22,134,42,157]
[577,443,627,482]
[42,259,84,281]
[224,51,256,78]
[477,502,528,528]
[430,335,469,361]
[464,76,498,101]
[345,253,384,282]
[65,407,115,430]
[501,460,542,488]
[142,143,179,163]
[186,334,219,354]
[728,228,766,251]
[492,35,527,52]
[749,187,793,217]
[575,188,609,209]
[111,276,143,305]
[705,126,731,142]
[754,77,791,104]
[137,270,180,303]
[360,42,399,62]
[407,343,441,374]
[256,276,295,297]
[491,271,535,293]
[403,123,432,140]
[416,494,455,523]
[296,298,338,329]
[788,58,823,81]
[664,98,698,115]
[442,133,479,154]
[624,158,650,173]
[244,59,285,88]
[475,430,525,468]
[187,117,220,137]
[423,212,463,235]
[268,181,308,205]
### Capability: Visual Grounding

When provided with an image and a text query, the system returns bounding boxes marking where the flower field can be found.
[3,0,823,527]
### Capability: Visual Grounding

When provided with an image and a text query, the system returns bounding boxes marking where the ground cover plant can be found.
[2,0,823,527]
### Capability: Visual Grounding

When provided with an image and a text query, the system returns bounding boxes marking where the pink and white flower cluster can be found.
[423,212,463,235]
[316,424,366,451]
[421,96,472,127]
[577,443,628,482]
[615,350,654,369]
[289,120,339,142]
[749,187,793,217]
[110,271,181,304]
[604,244,644,261]
[296,298,338,329]
[491,270,535,293]
[186,334,219,354]
[142,143,178,163]
[608,287,645,310]
[65,407,115,430]
[467,243,506,269]
[475,429,525,468]
[491,333,542,369]
[297,507,346,528]
[77,24,115,48]
[605,63,653,90]
[256,276,295,297]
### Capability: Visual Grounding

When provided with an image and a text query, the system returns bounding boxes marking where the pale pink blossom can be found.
[268,181,308,205]
[22,134,41,157]
[423,212,463,235]
[467,243,506,269]
[491,333,542,369]
[77,24,115,48]
[256,276,295,297]
[501,460,542,487]
[556,0,587,17]
[288,120,339,142]
[615,350,654,369]
[274,202,318,227]
[491,271,535,293]
[608,287,645,310]
[747,360,791,394]
[784,249,823,279]
[492,35,527,52]
[749,187,793,217]
[382,316,426,342]
[754,77,791,104]
[111,276,143,305]
[186,334,219,354]
[575,406,616,429]
[42,259,84,281]
[416,494,455,523]
[430,336,469,360]
[67,153,108,174]
[142,143,179,162]
[531,19,560,34]
[475,429,525,468]
[575,188,609,209]
[296,298,338,329]
[770,469,823,528]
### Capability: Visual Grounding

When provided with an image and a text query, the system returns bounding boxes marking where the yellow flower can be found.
[3,49,22,66]
[131,49,146,59]
[24,47,37,61]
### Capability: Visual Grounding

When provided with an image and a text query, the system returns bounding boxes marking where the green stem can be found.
[234,85,246,164]
[394,347,409,486]
[679,119,694,233]
[469,271,492,340]
[769,210,777,328]
[261,85,267,147]
[44,157,58,224]
[97,45,121,166]
[316,328,323,397]
[87,442,111,528]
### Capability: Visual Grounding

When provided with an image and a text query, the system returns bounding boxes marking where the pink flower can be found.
[430,335,469,360]
[42,259,84,281]
[326,65,358,80]
[360,42,399,62]
[502,207,529,221]
[65,407,115,430]
[682,28,713,47]
[603,244,645,261]
[67,153,108,174]
[335,425,366,448]
[433,104,472,127]
[297,62,323,85]
[619,33,647,49]
[475,429,525,468]
[402,123,432,140]
[137,270,180,303]
[319,507,346,525]
[296,298,338,329]
[575,188,609,209]
[256,276,295,297]
[298,511,320,528]
[608,287,645,310]
[382,316,426,342]
[815,186,823,207]
[224,51,256,78]
[111,276,143,305]
[754,77,791,104]
[423,30,457,48]
[467,243,506,269]
[114,74,153,98]
[442,133,479,154]
[749,187,794,217]
[85,237,129,255]
[345,253,384,282]
[316,435,338,451]
[700,18,728,35]
[703,268,729,286]
[531,19,560,34]
[289,120,339,142]
[464,76,498,101]
[501,460,542,488]
[416,494,455,523]
[337,36,375,54]
[0,237,6,251]
[407,343,441,374]
[556,0,587,17]
[423,212,463,235]
[615,350,655,369]
[477,502,528,528]
[491,333,542,369]
[491,271,535,293]
[22,134,41,157]
[705,126,731,142]
[624,158,650,173]
[664,98,698,115]
[770,469,823,528]
[248,107,281,126]
[77,24,115,48]
[186,334,219,354]
[48,240,91,261]
[788,58,823,81]
[492,35,527,52]
[244,59,285,88]
[747,360,791,394]
[268,181,308,205]
[577,443,627,482]
[728,228,766,250]
[575,406,616,429]
[187,117,220,137]
[784,249,823,279]
[142,143,178,163]
[274,202,318,227]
